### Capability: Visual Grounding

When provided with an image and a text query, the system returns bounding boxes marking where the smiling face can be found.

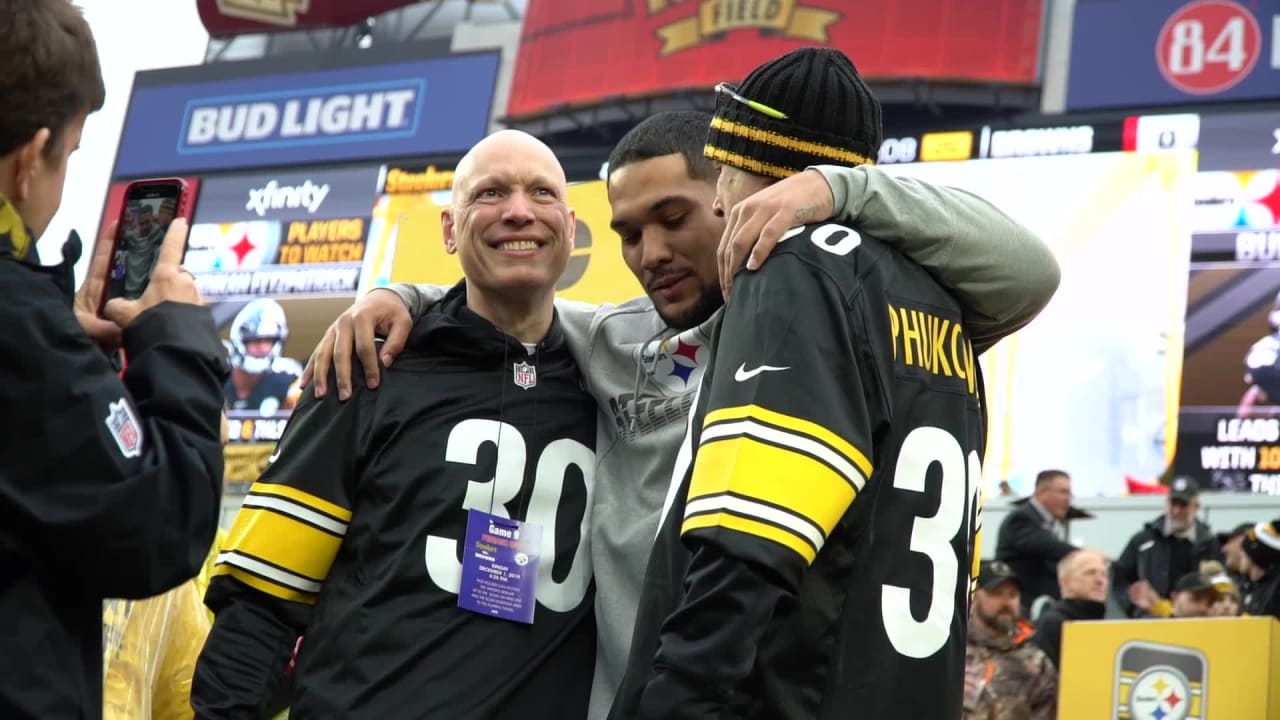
[609,153,724,330]
[443,130,575,301]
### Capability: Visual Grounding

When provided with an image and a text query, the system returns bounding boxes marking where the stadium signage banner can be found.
[114,51,499,177]
[507,0,1042,118]
[1067,0,1280,110]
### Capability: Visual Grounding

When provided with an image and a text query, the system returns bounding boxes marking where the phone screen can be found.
[104,180,184,304]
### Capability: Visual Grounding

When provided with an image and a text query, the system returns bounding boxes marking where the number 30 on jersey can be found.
[424,419,596,612]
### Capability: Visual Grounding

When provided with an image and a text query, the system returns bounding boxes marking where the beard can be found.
[655,282,724,331]
[976,605,1018,633]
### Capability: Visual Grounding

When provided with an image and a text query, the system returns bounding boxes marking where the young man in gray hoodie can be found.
[302,111,1060,717]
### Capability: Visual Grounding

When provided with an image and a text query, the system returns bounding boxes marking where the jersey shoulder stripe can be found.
[682,404,872,564]
[213,482,350,605]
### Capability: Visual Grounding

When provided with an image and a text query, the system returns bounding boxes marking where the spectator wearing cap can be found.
[1111,476,1223,618]
[1239,520,1280,618]
[1165,571,1219,618]
[963,560,1057,720]
[1217,521,1256,599]
[996,469,1092,618]
[1198,560,1241,616]
[1029,549,1109,668]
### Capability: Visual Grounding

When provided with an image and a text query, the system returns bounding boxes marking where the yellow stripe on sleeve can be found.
[222,505,343,585]
[250,482,353,523]
[703,404,873,481]
[683,511,817,564]
[688,436,856,539]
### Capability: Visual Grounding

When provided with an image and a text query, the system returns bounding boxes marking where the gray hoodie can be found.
[389,163,1060,718]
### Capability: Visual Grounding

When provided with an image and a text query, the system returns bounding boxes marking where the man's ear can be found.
[565,207,576,251]
[441,208,458,254]
[12,128,51,203]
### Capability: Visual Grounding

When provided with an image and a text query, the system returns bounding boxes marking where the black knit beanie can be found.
[705,47,882,180]
[1242,520,1280,569]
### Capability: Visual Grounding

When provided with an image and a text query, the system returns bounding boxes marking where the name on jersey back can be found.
[887,301,978,397]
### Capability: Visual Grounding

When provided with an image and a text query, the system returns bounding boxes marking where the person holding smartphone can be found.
[0,2,230,717]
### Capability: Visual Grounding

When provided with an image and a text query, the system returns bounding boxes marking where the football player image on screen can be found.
[1239,291,1280,419]
[107,199,170,300]
[224,298,302,416]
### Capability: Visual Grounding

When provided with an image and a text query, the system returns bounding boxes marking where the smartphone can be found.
[98,178,196,314]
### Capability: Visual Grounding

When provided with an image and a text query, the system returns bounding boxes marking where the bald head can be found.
[452,129,566,210]
[1058,549,1108,602]
[440,128,576,321]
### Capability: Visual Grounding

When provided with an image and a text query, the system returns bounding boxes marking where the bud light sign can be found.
[113,49,500,177]
[182,81,422,152]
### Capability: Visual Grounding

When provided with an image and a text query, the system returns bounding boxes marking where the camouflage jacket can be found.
[963,619,1058,720]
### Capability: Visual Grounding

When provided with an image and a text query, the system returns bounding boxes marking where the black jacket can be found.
[1244,566,1280,619]
[994,500,1080,614]
[193,284,598,719]
[1028,598,1106,668]
[1111,515,1222,618]
[0,236,228,718]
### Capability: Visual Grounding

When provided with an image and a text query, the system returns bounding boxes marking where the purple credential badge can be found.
[458,509,543,624]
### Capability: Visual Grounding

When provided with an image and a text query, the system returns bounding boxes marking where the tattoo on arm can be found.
[793,205,821,224]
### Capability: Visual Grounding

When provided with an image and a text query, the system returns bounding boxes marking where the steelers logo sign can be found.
[1129,667,1192,720]
[642,333,707,396]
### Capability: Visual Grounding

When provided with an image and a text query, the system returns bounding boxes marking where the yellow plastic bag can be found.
[102,530,225,719]
[102,580,211,719]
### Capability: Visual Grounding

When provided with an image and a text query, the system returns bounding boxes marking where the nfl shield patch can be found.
[105,398,143,458]
[513,361,537,390]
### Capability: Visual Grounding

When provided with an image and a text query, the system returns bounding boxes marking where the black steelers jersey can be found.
[612,221,987,720]
[195,285,598,719]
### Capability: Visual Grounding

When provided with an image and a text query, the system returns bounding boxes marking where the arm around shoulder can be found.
[814,164,1061,353]
[386,283,449,318]
[0,292,227,599]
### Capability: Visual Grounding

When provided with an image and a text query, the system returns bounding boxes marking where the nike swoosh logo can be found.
[734,363,790,382]
[267,449,281,464]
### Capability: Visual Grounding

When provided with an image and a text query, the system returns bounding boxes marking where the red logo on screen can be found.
[1156,0,1262,95]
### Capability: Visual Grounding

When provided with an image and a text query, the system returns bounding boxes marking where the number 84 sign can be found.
[1156,0,1277,95]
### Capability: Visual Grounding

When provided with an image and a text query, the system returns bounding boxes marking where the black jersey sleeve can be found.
[194,372,368,716]
[207,379,364,612]
[639,251,882,718]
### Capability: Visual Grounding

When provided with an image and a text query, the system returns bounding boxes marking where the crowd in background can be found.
[962,468,1280,719]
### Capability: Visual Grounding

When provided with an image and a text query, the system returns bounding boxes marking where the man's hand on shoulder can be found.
[302,287,412,401]
[718,168,834,300]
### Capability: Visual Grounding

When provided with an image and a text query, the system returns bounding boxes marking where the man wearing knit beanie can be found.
[1240,520,1280,618]
[614,48,993,720]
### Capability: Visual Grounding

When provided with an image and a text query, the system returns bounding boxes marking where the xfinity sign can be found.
[194,166,380,224]
[246,180,330,217]
[113,49,500,176]
[183,85,420,150]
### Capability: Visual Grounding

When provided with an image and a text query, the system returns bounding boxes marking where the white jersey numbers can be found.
[424,419,595,611]
[882,426,981,659]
